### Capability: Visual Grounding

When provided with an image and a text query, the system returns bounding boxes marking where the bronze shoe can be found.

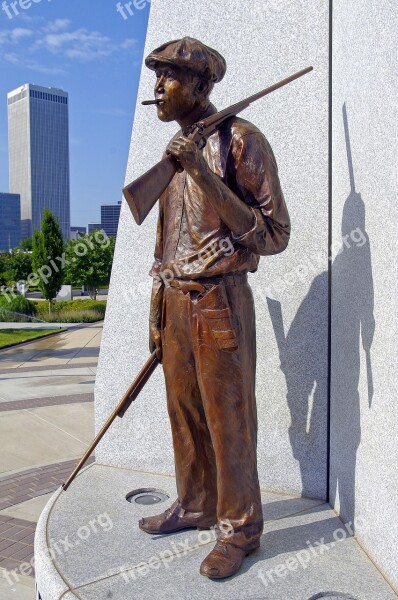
[199,540,259,579]
[138,499,216,534]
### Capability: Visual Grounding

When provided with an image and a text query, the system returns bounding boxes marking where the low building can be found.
[0,192,21,251]
[87,223,102,234]
[70,226,86,239]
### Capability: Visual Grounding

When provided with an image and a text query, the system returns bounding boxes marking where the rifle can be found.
[342,102,374,408]
[62,352,159,491]
[123,66,313,226]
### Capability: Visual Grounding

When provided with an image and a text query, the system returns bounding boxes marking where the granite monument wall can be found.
[330,0,397,589]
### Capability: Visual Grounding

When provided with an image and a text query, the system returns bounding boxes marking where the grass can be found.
[0,329,64,349]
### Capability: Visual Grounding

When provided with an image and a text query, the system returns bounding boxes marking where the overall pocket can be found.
[192,282,238,351]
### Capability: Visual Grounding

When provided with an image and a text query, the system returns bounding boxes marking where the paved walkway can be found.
[0,323,84,330]
[0,323,101,599]
[0,323,102,369]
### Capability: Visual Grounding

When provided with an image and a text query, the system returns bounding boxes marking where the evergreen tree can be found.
[32,209,65,313]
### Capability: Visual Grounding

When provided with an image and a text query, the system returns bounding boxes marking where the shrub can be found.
[34,300,106,318]
[40,309,104,323]
[0,295,38,322]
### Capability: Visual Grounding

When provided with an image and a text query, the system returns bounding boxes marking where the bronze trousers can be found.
[161,277,263,550]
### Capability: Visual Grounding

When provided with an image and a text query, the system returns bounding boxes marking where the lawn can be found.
[0,329,64,349]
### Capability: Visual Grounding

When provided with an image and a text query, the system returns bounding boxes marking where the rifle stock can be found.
[62,352,159,491]
[123,154,180,225]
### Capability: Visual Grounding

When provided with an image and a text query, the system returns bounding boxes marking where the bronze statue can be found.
[137,37,291,579]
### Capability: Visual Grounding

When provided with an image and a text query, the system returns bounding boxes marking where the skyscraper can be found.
[8,84,70,240]
[0,192,21,251]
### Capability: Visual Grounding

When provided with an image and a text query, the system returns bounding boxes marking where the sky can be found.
[0,0,150,228]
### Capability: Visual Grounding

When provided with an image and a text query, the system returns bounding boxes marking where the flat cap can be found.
[145,37,226,83]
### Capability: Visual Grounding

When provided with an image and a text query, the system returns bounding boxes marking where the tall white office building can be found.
[8,84,70,240]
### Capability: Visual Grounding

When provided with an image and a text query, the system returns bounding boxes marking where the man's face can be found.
[154,64,199,122]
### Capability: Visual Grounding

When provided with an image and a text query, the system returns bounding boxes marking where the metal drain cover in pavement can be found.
[309,594,360,600]
[126,488,169,505]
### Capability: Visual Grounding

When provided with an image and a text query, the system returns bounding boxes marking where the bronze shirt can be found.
[150,111,291,282]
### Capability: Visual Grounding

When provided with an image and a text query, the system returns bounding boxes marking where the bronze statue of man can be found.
[138,37,291,579]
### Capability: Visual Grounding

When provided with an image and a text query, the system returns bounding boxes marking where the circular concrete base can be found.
[34,463,396,600]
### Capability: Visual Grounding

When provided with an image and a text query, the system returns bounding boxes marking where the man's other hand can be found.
[149,321,162,361]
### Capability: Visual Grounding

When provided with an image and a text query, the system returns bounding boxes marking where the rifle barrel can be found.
[62,352,159,491]
[203,66,313,128]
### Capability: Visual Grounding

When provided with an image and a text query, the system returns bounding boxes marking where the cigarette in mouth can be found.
[141,99,163,106]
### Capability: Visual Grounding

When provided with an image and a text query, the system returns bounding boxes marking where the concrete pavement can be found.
[0,323,101,599]
[0,323,102,369]
[0,367,96,402]
[0,323,83,330]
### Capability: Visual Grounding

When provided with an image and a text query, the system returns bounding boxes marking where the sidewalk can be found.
[0,323,101,599]
[0,323,84,330]
[0,323,102,369]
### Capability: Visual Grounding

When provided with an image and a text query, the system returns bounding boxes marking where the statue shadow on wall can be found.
[266,103,375,529]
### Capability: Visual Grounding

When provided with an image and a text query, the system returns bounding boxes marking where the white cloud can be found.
[120,39,138,50]
[3,52,18,63]
[26,61,66,75]
[0,28,34,44]
[14,12,42,23]
[43,19,72,33]
[36,26,138,61]
[3,52,66,75]
[39,28,112,60]
[0,19,138,64]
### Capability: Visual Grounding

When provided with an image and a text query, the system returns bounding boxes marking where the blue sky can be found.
[0,0,150,228]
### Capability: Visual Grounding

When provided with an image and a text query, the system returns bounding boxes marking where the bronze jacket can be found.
[150,114,291,281]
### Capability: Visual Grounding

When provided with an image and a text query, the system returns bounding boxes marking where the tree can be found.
[0,252,32,289]
[0,254,12,287]
[18,237,33,252]
[32,209,65,313]
[65,231,115,300]
[7,252,32,284]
